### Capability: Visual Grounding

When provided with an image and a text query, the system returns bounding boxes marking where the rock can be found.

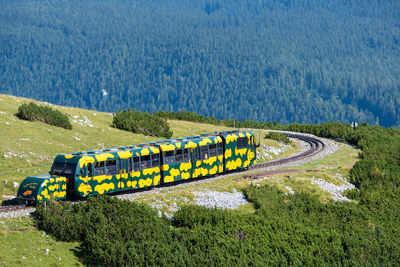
[310,177,355,202]
[194,190,249,210]
[285,186,295,195]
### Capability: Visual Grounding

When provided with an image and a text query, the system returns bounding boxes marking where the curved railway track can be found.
[250,132,325,170]
[1,132,327,216]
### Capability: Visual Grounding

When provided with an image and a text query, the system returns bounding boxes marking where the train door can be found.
[183,148,193,179]
[119,159,129,191]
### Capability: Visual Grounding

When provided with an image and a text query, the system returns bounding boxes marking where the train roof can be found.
[53,131,253,163]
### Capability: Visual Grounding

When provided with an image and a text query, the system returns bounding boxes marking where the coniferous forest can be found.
[1,0,400,126]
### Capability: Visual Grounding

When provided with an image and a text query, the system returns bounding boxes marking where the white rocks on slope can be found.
[72,115,94,127]
[310,175,356,202]
[257,143,291,161]
[193,189,249,209]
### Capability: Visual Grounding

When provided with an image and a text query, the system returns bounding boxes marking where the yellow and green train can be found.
[17,131,256,202]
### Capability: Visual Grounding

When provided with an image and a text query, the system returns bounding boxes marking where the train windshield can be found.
[52,162,77,179]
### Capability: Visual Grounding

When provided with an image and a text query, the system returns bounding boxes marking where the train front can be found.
[17,155,78,202]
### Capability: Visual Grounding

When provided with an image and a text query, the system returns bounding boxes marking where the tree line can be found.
[1,0,400,126]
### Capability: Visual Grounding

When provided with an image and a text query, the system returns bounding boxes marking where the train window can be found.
[94,161,105,176]
[200,145,209,160]
[209,144,217,157]
[237,137,247,149]
[106,160,117,175]
[64,163,76,175]
[131,157,140,172]
[140,155,151,169]
[152,154,160,167]
[52,162,77,179]
[164,151,174,164]
[217,142,223,155]
[88,163,92,175]
[175,149,183,162]
[183,149,190,162]
[53,162,65,174]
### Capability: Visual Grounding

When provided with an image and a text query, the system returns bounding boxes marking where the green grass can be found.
[0,217,83,267]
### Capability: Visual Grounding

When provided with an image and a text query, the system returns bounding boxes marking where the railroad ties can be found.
[250,133,325,170]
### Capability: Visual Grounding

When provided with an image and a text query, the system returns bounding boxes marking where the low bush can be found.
[16,102,72,129]
[264,131,291,143]
[112,109,172,138]
[35,196,185,266]
[344,188,360,200]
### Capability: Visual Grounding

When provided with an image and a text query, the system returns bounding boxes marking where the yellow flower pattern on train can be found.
[226,158,242,170]
[127,181,138,188]
[235,148,247,156]
[164,168,180,183]
[95,183,114,194]
[117,150,132,159]
[93,174,113,183]
[225,148,232,159]
[143,167,160,175]
[181,172,190,179]
[79,156,95,168]
[95,153,114,161]
[154,175,161,185]
[209,165,218,175]
[21,131,256,202]
[139,178,153,188]
[179,162,192,172]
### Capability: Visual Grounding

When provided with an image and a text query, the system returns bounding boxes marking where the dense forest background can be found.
[1,0,400,126]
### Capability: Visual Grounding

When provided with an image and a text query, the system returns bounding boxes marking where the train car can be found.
[147,133,225,183]
[220,131,256,171]
[17,131,257,202]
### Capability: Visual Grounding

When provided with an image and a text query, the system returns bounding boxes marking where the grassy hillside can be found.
[0,94,230,197]
[0,94,300,198]
[0,94,361,266]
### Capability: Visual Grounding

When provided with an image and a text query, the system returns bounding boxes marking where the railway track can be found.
[0,204,32,213]
[250,132,325,170]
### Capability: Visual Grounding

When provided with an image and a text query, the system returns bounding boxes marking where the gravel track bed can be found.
[0,207,36,219]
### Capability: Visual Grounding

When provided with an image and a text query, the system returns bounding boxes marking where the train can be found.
[17,130,257,202]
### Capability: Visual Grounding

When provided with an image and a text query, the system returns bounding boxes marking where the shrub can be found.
[112,109,172,138]
[264,131,291,144]
[344,188,360,201]
[35,196,185,266]
[16,102,72,129]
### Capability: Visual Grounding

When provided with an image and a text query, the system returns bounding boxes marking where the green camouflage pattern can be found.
[221,131,256,171]
[17,131,256,202]
[75,146,161,197]
[157,134,224,184]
